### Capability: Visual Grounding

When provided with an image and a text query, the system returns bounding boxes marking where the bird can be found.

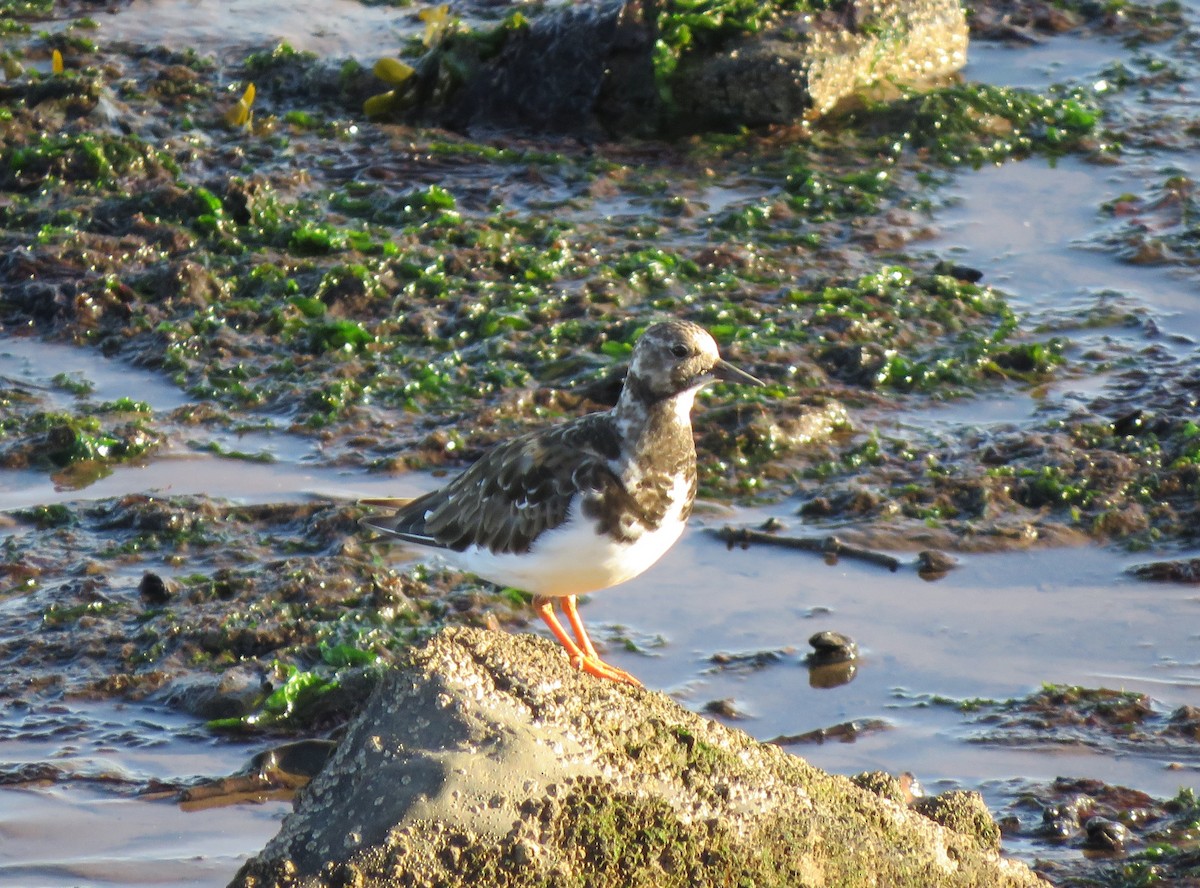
[360,320,765,686]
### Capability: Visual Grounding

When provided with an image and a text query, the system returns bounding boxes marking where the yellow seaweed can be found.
[51,49,63,75]
[419,4,451,48]
[373,57,415,85]
[224,82,256,128]
[363,90,398,118]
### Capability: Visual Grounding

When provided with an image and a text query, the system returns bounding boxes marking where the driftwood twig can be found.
[707,526,902,572]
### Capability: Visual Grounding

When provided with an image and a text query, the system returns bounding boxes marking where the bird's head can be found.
[624,320,764,405]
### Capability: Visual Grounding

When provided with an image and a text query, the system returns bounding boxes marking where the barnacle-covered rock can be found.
[232,626,1040,887]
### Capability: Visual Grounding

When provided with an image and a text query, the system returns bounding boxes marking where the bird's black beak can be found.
[713,358,766,387]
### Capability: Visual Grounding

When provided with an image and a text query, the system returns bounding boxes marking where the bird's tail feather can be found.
[358,495,446,550]
[358,496,415,509]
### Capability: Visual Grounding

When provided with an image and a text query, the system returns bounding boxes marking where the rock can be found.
[674,0,969,127]
[1082,816,1128,852]
[162,664,266,720]
[1128,557,1200,583]
[138,570,174,605]
[232,627,1041,887]
[912,790,1002,854]
[445,0,658,135]
[916,548,958,579]
[806,629,858,665]
[413,0,967,135]
[181,740,341,804]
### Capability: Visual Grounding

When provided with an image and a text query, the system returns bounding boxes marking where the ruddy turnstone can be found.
[361,320,764,686]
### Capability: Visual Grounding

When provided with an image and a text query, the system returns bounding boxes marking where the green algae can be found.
[1,132,173,189]
[0,0,52,17]
[12,502,74,528]
[94,397,153,414]
[795,265,1032,392]
[1118,786,1200,886]
[0,410,160,470]
[936,683,1155,736]
[0,16,1091,465]
[654,0,842,99]
[193,441,276,463]
[42,598,124,627]
[856,82,1101,167]
[0,0,1186,632]
[51,372,94,396]
[0,500,522,733]
[209,661,347,731]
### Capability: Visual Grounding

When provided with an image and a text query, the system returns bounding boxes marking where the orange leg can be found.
[533,596,642,687]
[560,594,601,659]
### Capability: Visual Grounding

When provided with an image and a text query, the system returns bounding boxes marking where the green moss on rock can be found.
[231,627,1042,888]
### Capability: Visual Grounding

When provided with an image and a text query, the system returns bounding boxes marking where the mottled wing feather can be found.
[364,415,624,555]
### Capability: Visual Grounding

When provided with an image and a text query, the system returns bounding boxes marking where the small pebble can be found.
[806,630,858,666]
[702,698,748,719]
[916,550,957,579]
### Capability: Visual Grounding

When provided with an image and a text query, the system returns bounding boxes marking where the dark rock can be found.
[806,629,858,665]
[413,0,967,136]
[770,718,888,745]
[129,260,220,310]
[708,646,790,671]
[916,548,958,578]
[815,342,888,386]
[701,697,748,719]
[181,740,340,804]
[934,261,984,283]
[1128,557,1200,584]
[446,0,659,136]
[1166,704,1200,740]
[250,739,341,784]
[138,571,174,605]
[232,627,1041,887]
[162,665,266,720]
[1082,816,1129,852]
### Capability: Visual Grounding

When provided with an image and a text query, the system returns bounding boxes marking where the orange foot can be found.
[574,653,643,687]
[534,595,643,688]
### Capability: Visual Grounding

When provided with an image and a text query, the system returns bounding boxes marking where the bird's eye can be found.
[670,343,689,358]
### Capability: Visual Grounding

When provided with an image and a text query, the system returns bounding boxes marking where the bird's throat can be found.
[613,380,699,473]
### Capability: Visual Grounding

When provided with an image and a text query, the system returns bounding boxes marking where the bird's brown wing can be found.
[360,415,625,555]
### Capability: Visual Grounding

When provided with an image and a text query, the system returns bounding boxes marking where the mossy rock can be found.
[232,627,1040,887]
[398,0,967,135]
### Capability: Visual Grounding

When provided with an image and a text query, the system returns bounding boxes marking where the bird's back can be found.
[362,412,626,555]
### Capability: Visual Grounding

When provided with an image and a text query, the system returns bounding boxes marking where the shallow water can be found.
[0,702,287,887]
[0,784,282,887]
[0,338,192,414]
[98,0,414,61]
[97,0,514,61]
[585,525,1200,797]
[928,156,1200,341]
[934,38,1200,339]
[5,11,1200,888]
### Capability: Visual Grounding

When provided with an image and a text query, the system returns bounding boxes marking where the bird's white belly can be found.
[448,499,688,597]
